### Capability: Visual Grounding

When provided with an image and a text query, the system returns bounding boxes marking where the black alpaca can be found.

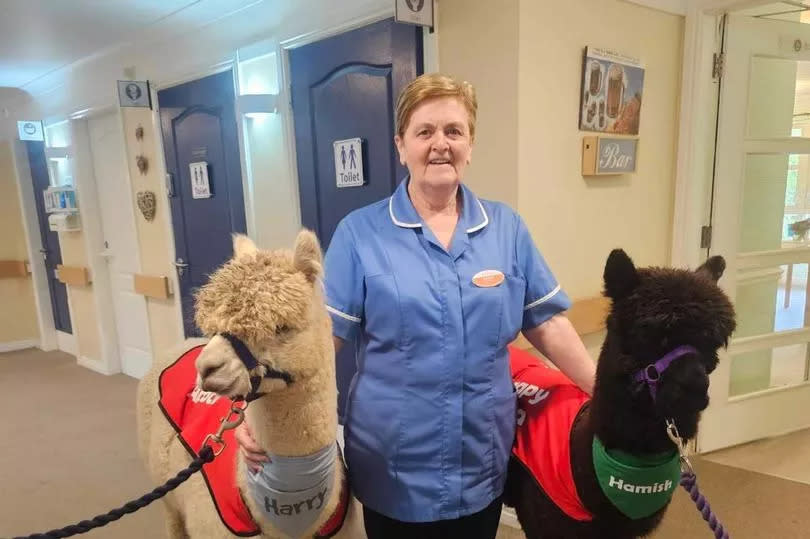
[504,249,736,539]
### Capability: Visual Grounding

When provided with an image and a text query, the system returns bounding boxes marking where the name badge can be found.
[472,270,505,288]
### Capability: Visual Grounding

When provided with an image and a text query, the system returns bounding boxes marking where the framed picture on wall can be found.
[117,80,152,109]
[579,46,644,135]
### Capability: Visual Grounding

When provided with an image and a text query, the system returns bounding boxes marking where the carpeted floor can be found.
[2,348,808,539]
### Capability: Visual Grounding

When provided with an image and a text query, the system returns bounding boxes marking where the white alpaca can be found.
[137,230,364,538]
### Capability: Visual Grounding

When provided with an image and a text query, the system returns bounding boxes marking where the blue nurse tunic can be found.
[324,179,570,522]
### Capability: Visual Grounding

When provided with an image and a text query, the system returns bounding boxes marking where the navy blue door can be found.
[290,18,423,421]
[158,70,246,337]
[26,141,72,334]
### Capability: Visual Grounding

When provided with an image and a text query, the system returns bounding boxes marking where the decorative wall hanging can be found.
[135,125,144,141]
[579,46,645,135]
[136,154,149,175]
[136,190,157,221]
[117,80,152,109]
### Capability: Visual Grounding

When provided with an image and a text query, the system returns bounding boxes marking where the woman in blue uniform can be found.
[238,73,596,538]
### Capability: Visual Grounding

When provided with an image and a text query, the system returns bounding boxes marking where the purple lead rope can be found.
[665,419,732,539]
[680,470,730,539]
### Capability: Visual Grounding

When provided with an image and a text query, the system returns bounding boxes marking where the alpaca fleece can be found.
[504,250,736,539]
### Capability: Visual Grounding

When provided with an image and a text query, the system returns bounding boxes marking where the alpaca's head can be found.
[600,249,736,439]
[193,230,333,399]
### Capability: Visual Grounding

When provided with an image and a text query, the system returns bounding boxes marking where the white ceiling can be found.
[0,0,262,90]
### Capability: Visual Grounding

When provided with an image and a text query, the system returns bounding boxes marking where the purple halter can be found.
[633,345,699,401]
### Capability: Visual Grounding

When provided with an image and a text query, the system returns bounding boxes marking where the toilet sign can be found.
[189,161,212,198]
[333,138,365,188]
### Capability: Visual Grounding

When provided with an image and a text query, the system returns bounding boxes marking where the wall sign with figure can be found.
[17,120,44,141]
[333,138,365,188]
[395,0,434,29]
[189,161,212,198]
[117,80,152,108]
[579,46,644,135]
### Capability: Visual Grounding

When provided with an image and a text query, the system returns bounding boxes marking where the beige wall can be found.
[518,0,684,300]
[438,0,684,302]
[436,0,685,357]
[0,140,39,344]
[439,0,519,209]
[121,108,181,353]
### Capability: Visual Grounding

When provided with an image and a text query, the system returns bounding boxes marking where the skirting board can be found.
[0,339,38,353]
[77,356,118,376]
[56,331,77,356]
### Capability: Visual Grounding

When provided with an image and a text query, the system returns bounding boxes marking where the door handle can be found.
[39,248,48,260]
[174,258,189,276]
[165,173,175,197]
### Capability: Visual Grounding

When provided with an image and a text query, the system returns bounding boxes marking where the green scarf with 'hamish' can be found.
[592,437,681,519]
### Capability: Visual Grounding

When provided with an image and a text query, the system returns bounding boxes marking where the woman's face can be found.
[395,97,473,191]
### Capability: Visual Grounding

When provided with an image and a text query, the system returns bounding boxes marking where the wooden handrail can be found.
[56,265,91,286]
[134,274,172,299]
[511,296,610,350]
[0,260,29,279]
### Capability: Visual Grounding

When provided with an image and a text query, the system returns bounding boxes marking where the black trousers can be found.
[362,496,503,539]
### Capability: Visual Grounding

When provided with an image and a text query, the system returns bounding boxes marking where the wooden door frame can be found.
[9,139,58,352]
[86,108,154,377]
[66,116,122,375]
[672,0,803,454]
[672,0,775,269]
[152,61,237,343]
[269,5,439,248]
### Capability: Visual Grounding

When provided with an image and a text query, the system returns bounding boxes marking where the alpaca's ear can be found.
[604,249,640,300]
[293,229,323,282]
[233,234,258,258]
[696,256,726,283]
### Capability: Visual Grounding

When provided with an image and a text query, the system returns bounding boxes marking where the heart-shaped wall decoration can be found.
[136,191,156,222]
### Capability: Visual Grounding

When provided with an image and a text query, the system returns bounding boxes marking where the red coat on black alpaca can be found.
[503,249,736,539]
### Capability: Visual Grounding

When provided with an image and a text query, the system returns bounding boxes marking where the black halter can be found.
[220,332,294,402]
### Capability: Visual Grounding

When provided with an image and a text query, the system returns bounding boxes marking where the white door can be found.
[88,112,153,379]
[701,13,810,452]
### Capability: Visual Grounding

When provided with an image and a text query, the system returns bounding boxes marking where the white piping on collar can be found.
[388,196,422,228]
[389,192,489,232]
[466,199,489,233]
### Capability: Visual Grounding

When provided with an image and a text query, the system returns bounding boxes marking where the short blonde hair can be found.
[395,73,478,141]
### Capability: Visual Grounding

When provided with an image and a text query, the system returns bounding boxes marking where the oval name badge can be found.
[472,269,505,288]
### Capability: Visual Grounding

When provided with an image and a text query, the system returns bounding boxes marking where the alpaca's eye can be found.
[276,325,290,335]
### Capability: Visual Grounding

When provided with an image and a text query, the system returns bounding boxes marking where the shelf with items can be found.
[43,185,78,214]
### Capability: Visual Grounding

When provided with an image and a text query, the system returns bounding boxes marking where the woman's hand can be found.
[235,422,269,473]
